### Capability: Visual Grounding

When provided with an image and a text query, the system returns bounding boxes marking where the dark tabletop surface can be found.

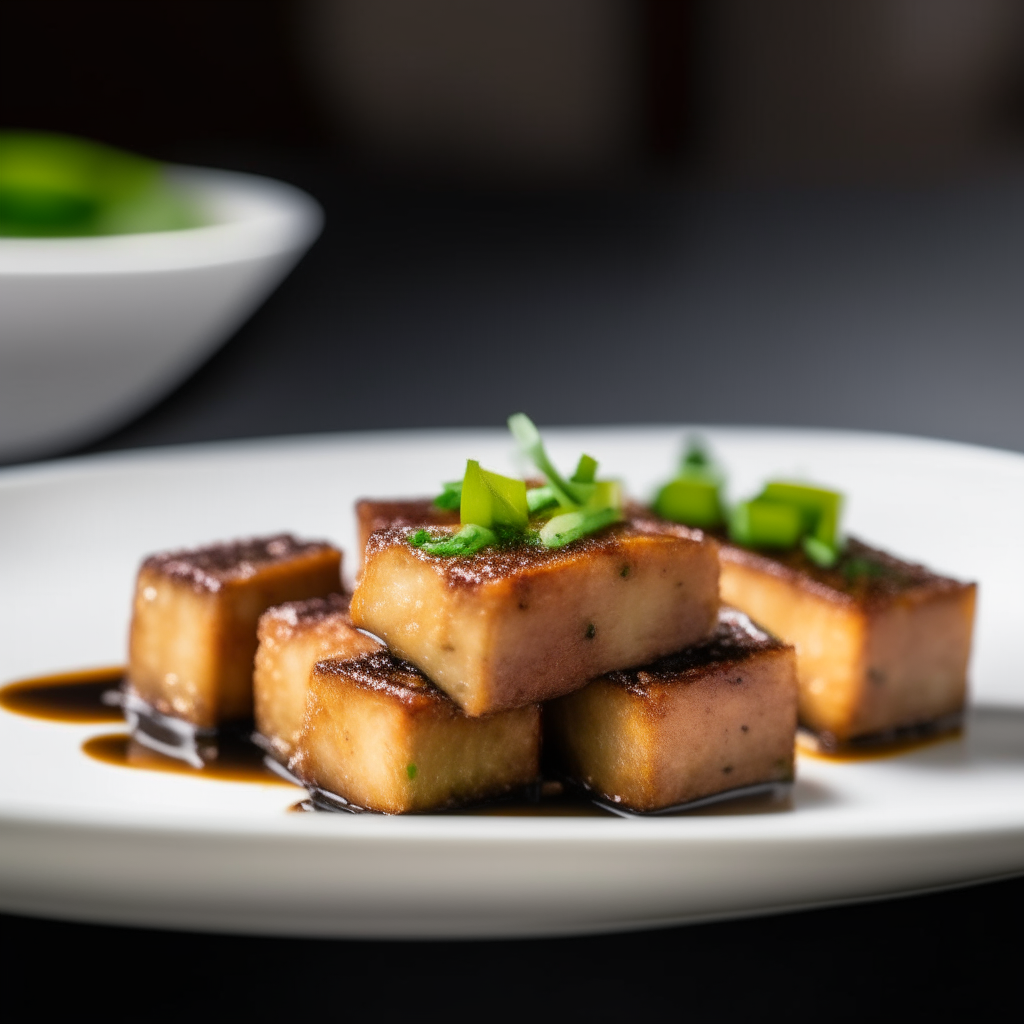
[7,152,1024,1022]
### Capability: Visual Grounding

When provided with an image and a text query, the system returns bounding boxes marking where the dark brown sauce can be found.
[0,667,125,723]
[5,668,796,815]
[83,732,292,785]
[797,725,963,762]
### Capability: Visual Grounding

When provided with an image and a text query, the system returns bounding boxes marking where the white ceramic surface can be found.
[1,426,1023,938]
[0,167,323,463]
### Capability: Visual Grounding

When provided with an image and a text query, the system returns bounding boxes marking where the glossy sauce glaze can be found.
[0,667,126,723]
[796,719,963,762]
[0,667,943,812]
[83,731,291,784]
[0,667,287,784]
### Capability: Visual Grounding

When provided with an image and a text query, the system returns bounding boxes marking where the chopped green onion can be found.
[460,460,529,531]
[585,479,623,512]
[507,413,587,507]
[729,499,803,548]
[408,523,496,557]
[760,481,842,548]
[803,535,839,568]
[433,480,463,510]
[654,477,722,529]
[539,507,621,548]
[681,438,712,472]
[571,454,598,484]
[526,484,559,514]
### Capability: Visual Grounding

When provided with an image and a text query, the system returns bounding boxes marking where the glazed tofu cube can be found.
[718,538,976,744]
[351,518,719,716]
[546,608,798,812]
[128,535,342,728]
[290,651,541,813]
[356,498,459,563]
[253,593,383,761]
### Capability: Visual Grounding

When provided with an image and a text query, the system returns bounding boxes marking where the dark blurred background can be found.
[4,0,1024,457]
[4,3,1024,1019]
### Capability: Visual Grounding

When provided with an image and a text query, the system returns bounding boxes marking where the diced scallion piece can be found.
[408,523,497,557]
[760,481,843,548]
[803,535,839,568]
[433,480,463,510]
[585,479,623,512]
[507,413,587,507]
[571,454,598,484]
[539,507,621,549]
[654,476,722,529]
[681,438,712,472]
[729,499,803,548]
[460,460,529,531]
[526,484,559,514]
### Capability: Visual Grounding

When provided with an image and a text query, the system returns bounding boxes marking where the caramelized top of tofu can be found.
[719,536,971,610]
[356,498,459,536]
[366,516,710,589]
[259,592,353,631]
[356,499,459,559]
[313,651,458,713]
[605,608,787,695]
[143,534,337,593]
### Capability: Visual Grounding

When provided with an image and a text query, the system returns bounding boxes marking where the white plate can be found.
[1,426,1023,938]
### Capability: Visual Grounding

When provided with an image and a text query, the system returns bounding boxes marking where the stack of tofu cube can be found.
[128,513,802,814]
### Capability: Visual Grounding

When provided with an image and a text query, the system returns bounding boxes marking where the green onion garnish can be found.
[507,413,586,507]
[460,460,529,531]
[571,454,598,484]
[654,477,722,529]
[653,436,725,528]
[760,482,842,548]
[408,524,497,557]
[411,416,625,556]
[526,484,560,514]
[802,535,839,568]
[433,480,463,510]
[540,507,620,548]
[729,499,804,548]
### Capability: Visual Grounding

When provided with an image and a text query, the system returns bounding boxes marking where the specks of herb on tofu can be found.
[406,764,418,780]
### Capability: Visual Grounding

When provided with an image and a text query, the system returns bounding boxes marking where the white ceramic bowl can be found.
[0,166,323,462]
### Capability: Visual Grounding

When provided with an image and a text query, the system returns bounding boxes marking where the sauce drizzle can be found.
[0,667,125,723]
[3,668,804,814]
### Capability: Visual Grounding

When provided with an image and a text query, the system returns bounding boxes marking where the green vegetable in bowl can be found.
[0,131,204,237]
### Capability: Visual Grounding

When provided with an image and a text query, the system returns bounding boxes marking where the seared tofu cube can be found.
[128,535,342,728]
[351,518,719,716]
[356,498,459,564]
[291,651,541,813]
[546,608,798,812]
[253,593,383,761]
[718,538,976,744]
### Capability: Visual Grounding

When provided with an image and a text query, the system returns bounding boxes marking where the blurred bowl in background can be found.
[0,166,322,463]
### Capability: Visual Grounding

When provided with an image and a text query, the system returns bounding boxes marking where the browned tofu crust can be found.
[351,517,720,716]
[140,535,336,592]
[291,651,541,813]
[128,534,342,727]
[356,498,459,562]
[547,608,798,811]
[253,593,382,760]
[718,536,976,742]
